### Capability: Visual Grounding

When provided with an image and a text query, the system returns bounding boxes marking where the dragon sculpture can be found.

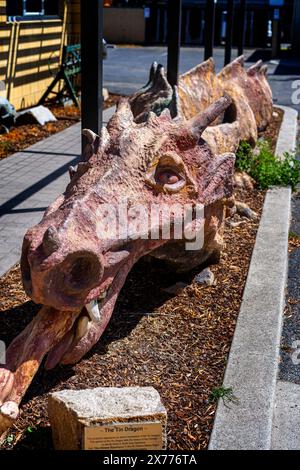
[0,55,272,433]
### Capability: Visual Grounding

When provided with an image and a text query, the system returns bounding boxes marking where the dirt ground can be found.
[0,95,121,160]
[0,110,283,450]
[0,185,265,450]
[0,104,283,161]
[258,107,284,153]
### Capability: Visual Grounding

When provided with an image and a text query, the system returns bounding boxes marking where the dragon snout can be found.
[42,226,60,257]
[21,226,105,307]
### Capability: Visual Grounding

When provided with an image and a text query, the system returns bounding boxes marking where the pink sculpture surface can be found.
[0,55,273,433]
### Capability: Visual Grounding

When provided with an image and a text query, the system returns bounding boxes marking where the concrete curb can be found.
[209,104,298,450]
[275,105,298,159]
[209,187,291,450]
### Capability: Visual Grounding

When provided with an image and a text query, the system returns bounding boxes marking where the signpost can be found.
[238,0,246,56]
[80,0,103,146]
[224,0,234,65]
[269,0,284,5]
[204,0,216,60]
[270,0,283,58]
[84,422,163,450]
[167,0,182,87]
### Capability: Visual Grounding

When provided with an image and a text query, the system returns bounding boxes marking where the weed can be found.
[289,231,300,239]
[235,140,300,191]
[0,140,14,153]
[209,386,239,406]
[5,434,14,444]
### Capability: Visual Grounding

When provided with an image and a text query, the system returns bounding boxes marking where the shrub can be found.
[235,140,300,191]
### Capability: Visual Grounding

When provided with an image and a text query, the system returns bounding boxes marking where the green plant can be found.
[235,140,300,191]
[5,434,14,444]
[289,231,300,239]
[235,141,253,173]
[0,140,14,153]
[209,386,239,406]
[26,426,36,433]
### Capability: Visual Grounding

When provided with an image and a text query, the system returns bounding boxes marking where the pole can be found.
[237,0,246,56]
[167,0,182,87]
[224,0,234,65]
[292,0,300,58]
[81,0,103,149]
[204,0,216,60]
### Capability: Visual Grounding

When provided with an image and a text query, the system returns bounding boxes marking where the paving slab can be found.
[0,106,116,277]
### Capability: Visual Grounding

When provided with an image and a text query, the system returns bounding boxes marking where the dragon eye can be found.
[155,169,180,185]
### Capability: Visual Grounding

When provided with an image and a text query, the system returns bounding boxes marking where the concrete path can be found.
[0,106,115,277]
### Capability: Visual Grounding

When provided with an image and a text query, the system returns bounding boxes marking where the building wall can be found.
[68,0,80,42]
[103,8,145,44]
[68,4,146,45]
[0,0,79,110]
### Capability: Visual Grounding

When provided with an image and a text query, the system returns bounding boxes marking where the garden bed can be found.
[0,94,120,160]
[0,104,283,162]
[258,107,284,153]
[0,185,265,450]
[0,107,286,450]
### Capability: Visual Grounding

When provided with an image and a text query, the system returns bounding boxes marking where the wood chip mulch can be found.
[0,94,121,160]
[0,103,283,162]
[258,106,284,153]
[0,186,265,450]
[288,232,300,252]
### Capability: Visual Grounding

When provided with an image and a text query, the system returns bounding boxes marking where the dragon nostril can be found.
[43,226,60,257]
[64,252,103,293]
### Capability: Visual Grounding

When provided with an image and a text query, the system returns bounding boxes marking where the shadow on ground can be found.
[0,256,204,406]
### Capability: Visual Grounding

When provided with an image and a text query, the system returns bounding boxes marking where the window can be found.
[24,0,44,15]
[7,0,60,19]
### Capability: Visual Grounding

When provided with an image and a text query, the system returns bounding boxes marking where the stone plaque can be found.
[49,387,167,450]
[84,422,163,450]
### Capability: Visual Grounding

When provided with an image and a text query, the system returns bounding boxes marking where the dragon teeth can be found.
[76,316,89,340]
[85,299,102,323]
[85,289,107,323]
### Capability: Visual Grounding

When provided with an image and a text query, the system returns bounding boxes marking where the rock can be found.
[163,282,187,295]
[194,267,215,286]
[235,201,258,220]
[0,97,17,130]
[15,105,56,126]
[226,219,246,228]
[48,386,167,450]
[225,204,236,218]
[0,124,9,134]
[234,171,255,191]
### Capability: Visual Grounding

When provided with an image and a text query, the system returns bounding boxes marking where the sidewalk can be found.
[0,106,115,277]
